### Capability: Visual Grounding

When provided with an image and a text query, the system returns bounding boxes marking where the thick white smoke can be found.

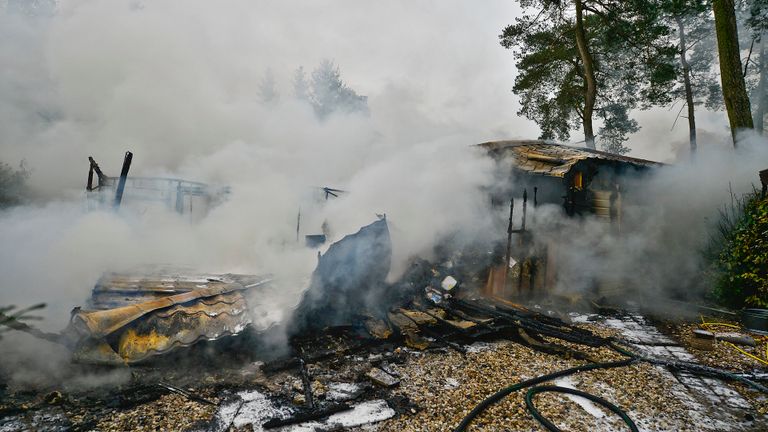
[0,2,512,387]
[525,132,768,307]
[0,1,764,389]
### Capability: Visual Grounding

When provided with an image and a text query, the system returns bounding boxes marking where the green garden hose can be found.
[454,340,768,431]
[525,385,639,432]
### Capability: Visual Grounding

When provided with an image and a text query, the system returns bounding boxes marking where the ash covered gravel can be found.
[95,393,219,432]
[658,320,768,373]
[657,319,768,416]
[370,340,711,432]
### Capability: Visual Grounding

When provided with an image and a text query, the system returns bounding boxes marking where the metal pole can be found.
[505,198,514,274]
[521,189,528,232]
[87,166,94,191]
[113,151,133,209]
[296,208,301,243]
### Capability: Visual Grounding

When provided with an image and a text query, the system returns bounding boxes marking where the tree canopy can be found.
[501,0,677,154]
[293,60,369,119]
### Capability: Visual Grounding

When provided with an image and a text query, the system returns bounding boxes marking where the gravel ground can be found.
[4,316,767,431]
[658,319,768,373]
[656,318,768,416]
[94,393,218,432]
[371,340,711,432]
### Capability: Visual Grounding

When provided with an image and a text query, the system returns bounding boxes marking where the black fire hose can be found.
[452,357,637,432]
[453,340,768,431]
[526,386,638,432]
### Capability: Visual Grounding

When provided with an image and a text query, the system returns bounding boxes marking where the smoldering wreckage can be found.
[2,142,768,432]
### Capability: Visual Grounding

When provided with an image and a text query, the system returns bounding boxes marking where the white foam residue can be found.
[213,389,394,432]
[568,313,592,323]
[232,390,291,430]
[325,382,363,401]
[323,399,396,427]
[465,341,494,353]
[553,377,606,419]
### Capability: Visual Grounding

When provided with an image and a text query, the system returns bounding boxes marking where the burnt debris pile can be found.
[290,217,393,334]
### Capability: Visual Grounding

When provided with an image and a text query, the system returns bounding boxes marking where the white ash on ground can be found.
[365,338,764,432]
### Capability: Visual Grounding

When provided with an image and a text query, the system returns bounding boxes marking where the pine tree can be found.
[501,0,676,154]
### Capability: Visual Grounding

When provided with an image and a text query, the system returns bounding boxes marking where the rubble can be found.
[366,367,400,388]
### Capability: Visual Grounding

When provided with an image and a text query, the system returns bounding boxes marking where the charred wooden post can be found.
[521,189,528,232]
[518,190,528,292]
[504,198,515,293]
[296,208,301,242]
[113,151,133,208]
[87,165,94,191]
[298,355,315,409]
[87,156,106,191]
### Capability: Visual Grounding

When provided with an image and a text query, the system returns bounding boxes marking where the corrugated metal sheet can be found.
[478,140,662,178]
[67,271,272,364]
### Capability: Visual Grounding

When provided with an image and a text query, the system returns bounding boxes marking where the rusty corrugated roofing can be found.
[478,140,662,178]
[67,271,272,364]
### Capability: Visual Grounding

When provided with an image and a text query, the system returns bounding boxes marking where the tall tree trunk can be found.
[713,0,754,145]
[676,16,697,156]
[755,34,766,135]
[574,0,597,149]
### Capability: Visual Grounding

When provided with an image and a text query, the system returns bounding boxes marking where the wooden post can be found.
[521,189,528,232]
[113,151,133,209]
[518,190,528,293]
[505,198,515,292]
[296,208,301,243]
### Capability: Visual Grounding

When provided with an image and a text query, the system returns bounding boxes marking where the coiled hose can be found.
[453,340,768,432]
[526,385,638,432]
[452,356,636,431]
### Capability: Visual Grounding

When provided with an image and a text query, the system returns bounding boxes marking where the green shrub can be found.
[711,191,768,308]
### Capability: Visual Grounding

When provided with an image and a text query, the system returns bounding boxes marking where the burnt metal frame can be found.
[86,154,226,214]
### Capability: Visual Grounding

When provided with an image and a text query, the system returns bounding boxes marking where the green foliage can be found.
[660,1,723,110]
[597,104,639,154]
[500,1,677,152]
[257,68,279,105]
[293,60,368,119]
[746,0,767,40]
[710,191,768,308]
[0,160,30,208]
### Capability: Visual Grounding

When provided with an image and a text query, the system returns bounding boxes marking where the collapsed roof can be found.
[478,140,662,178]
[61,218,392,365]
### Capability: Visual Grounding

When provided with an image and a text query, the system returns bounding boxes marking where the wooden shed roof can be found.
[478,140,662,178]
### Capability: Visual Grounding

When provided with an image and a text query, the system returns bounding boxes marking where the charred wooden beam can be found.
[113,151,133,208]
[394,308,466,353]
[87,156,107,191]
[295,346,315,409]
[157,381,215,405]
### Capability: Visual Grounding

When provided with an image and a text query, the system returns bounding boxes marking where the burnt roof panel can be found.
[478,140,661,178]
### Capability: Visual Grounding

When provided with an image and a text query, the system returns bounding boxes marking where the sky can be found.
[0,0,736,200]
